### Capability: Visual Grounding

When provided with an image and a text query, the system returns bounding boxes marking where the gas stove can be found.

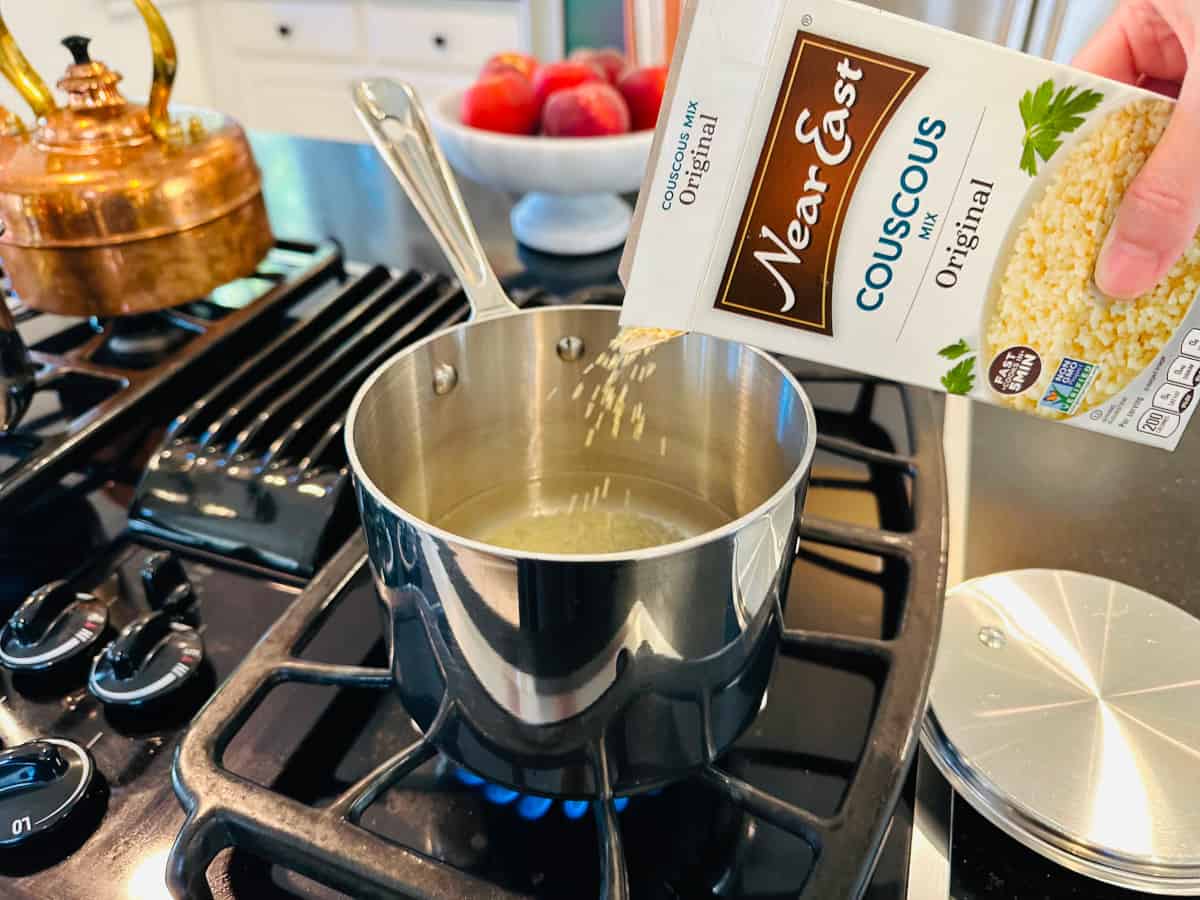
[0,238,1061,900]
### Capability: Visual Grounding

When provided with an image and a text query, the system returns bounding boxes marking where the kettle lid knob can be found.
[61,36,92,65]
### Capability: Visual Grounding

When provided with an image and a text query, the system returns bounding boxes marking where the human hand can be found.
[1074,0,1200,300]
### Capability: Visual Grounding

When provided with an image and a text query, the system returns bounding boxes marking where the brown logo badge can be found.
[988,346,1042,395]
[715,32,927,335]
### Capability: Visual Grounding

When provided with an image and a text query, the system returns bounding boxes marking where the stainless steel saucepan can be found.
[346,80,818,802]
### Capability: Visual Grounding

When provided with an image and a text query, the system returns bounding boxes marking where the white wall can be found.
[0,0,212,121]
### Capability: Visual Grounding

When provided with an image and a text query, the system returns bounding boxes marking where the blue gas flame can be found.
[454,765,651,821]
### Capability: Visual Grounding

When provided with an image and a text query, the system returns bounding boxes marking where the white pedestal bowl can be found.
[429,91,653,256]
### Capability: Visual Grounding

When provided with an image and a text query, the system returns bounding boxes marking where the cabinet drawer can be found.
[223,1,362,60]
[366,2,521,69]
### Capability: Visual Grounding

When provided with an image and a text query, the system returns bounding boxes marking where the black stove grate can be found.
[128,276,634,578]
[165,367,947,899]
[128,265,470,577]
[0,241,344,512]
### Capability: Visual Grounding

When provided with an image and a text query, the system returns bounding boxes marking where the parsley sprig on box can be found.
[937,340,976,395]
[937,339,971,361]
[940,358,976,395]
[1018,80,1104,176]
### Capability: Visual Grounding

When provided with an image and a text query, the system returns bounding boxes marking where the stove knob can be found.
[88,611,204,707]
[0,739,97,848]
[140,551,192,612]
[0,581,108,672]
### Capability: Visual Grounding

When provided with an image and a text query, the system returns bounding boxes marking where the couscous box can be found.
[618,0,1200,450]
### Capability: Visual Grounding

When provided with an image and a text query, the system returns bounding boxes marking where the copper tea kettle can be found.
[0,0,274,431]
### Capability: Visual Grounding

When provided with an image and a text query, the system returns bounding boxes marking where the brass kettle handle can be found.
[0,11,57,119]
[133,0,177,141]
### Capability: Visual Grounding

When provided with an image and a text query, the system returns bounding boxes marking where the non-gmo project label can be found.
[1039,357,1099,415]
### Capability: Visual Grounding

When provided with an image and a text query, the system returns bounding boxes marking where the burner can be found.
[129,265,469,576]
[0,486,106,611]
[0,240,343,511]
[99,314,193,364]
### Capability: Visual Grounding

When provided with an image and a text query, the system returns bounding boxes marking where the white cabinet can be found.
[0,1,561,143]
[367,2,521,68]
[207,0,533,142]
[222,1,364,60]
[230,58,467,141]
[235,61,368,141]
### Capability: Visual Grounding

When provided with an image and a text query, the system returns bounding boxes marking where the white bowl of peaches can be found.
[428,49,666,256]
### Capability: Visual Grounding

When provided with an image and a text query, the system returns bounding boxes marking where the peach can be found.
[481,51,539,82]
[460,71,539,135]
[542,83,631,137]
[618,66,668,131]
[569,47,628,85]
[531,60,605,111]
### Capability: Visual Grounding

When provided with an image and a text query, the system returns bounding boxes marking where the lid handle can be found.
[61,35,92,65]
[0,12,57,118]
[132,0,176,142]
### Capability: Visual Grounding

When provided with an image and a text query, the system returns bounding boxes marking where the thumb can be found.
[1096,77,1200,300]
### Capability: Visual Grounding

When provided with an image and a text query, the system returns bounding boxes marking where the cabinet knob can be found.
[277,23,292,38]
[432,33,447,50]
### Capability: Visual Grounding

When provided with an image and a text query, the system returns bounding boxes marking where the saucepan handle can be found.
[352,79,518,322]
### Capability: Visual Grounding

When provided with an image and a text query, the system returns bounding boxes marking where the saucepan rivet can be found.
[556,336,585,362]
[433,363,458,395]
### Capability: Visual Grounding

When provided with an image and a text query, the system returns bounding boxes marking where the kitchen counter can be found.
[251,130,1197,624]
[251,132,523,278]
[250,130,627,300]
[966,403,1200,617]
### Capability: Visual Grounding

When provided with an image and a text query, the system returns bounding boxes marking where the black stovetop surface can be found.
[0,399,923,900]
[0,482,915,900]
[950,799,1162,900]
[0,246,1153,899]
[0,524,1158,899]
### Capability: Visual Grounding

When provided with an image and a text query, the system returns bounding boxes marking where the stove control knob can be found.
[0,739,96,847]
[88,611,204,706]
[140,551,192,611]
[0,581,108,672]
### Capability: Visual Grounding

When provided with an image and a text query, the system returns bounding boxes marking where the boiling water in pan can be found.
[436,472,734,554]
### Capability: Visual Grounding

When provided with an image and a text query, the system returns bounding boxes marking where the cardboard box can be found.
[619,0,1199,449]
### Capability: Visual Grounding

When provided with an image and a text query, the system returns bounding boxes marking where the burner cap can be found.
[101,314,190,360]
[922,569,1200,895]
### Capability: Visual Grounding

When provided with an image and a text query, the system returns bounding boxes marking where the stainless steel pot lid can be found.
[921,569,1200,895]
